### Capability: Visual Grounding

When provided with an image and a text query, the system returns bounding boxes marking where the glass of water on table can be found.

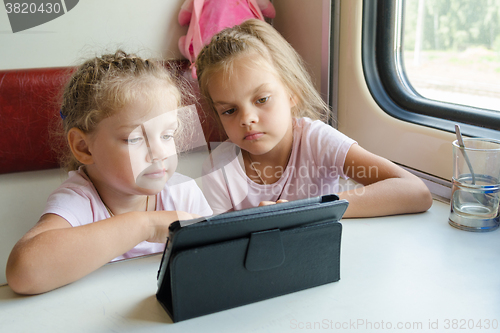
[449,129,500,232]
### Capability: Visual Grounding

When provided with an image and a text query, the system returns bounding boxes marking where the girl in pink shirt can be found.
[196,19,432,217]
[7,51,212,295]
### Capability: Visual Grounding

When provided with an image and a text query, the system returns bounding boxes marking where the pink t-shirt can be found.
[202,117,356,215]
[42,168,212,261]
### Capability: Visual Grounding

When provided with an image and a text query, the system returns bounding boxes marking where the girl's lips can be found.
[143,169,166,178]
[244,131,264,141]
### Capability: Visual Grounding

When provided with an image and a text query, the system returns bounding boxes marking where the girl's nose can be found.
[239,106,258,127]
[146,138,175,163]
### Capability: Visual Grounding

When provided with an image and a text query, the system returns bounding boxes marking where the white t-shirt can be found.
[42,168,212,261]
[201,117,356,215]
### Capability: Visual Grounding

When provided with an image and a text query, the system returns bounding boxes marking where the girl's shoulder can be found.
[43,169,103,226]
[51,168,96,197]
[294,117,343,137]
[293,117,357,147]
[294,116,333,130]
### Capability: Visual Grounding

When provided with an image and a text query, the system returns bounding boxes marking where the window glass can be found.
[403,0,500,112]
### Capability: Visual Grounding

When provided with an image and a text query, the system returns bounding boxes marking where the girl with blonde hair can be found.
[196,19,432,217]
[7,50,212,294]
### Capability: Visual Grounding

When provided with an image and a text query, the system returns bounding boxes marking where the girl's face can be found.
[207,56,295,158]
[87,91,179,195]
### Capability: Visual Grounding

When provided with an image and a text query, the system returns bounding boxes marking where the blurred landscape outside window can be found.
[403,0,500,112]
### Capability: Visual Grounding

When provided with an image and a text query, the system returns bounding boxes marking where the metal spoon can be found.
[455,124,476,185]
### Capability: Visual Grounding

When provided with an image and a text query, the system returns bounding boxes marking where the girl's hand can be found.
[258,199,288,207]
[145,211,201,243]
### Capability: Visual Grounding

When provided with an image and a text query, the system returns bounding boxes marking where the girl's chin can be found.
[135,174,168,191]
[242,143,274,157]
[239,136,286,155]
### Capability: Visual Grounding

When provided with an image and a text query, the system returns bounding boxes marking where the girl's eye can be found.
[221,108,236,116]
[256,96,269,104]
[126,137,143,145]
[162,134,174,141]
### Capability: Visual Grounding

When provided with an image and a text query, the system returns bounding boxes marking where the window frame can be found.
[362,0,500,140]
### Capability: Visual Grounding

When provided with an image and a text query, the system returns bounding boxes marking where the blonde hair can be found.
[195,19,329,128]
[57,50,194,171]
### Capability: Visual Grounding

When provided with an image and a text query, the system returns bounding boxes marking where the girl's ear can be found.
[290,94,298,108]
[67,128,94,165]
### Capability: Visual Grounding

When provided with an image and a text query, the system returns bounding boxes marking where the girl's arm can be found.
[338,144,433,218]
[6,210,195,295]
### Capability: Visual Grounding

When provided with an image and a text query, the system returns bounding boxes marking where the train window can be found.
[362,0,500,139]
[403,0,500,112]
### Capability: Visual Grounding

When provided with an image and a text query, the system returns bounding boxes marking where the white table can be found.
[1,200,499,333]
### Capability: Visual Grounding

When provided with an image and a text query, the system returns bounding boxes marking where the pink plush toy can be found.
[178,0,276,77]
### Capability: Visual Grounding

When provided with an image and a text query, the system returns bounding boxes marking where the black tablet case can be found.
[156,194,348,322]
